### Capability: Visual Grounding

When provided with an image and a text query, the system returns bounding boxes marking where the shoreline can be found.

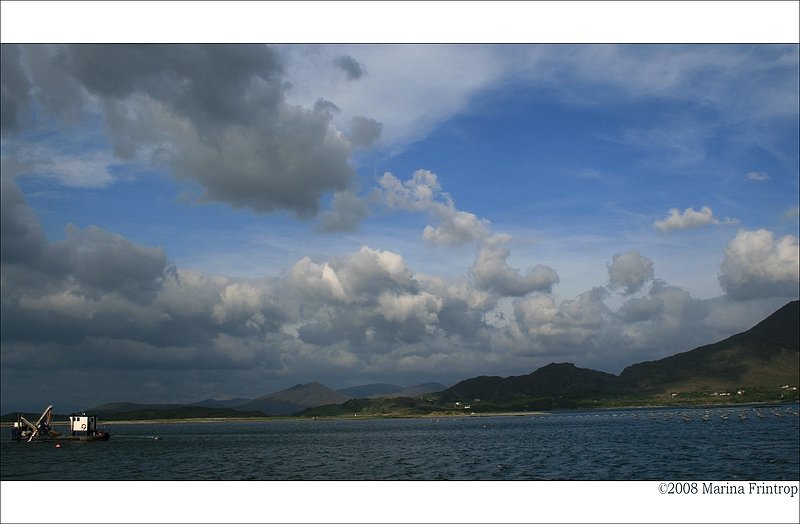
[0,410,551,427]
[96,411,552,425]
[2,399,796,427]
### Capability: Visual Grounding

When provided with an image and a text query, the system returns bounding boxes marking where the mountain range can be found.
[230,381,448,415]
[75,381,448,419]
[237,382,352,415]
[338,382,448,399]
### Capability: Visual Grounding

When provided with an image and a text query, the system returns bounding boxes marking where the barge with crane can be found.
[10,405,110,442]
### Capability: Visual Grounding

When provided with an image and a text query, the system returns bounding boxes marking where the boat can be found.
[10,405,110,442]
[64,412,111,441]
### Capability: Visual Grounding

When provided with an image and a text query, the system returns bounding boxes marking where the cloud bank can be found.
[2,172,794,409]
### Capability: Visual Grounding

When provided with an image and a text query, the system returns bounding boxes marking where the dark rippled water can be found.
[2,405,798,480]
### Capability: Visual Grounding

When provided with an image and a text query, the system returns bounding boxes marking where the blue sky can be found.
[2,40,799,412]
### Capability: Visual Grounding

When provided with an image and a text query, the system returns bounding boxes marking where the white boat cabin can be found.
[69,413,98,436]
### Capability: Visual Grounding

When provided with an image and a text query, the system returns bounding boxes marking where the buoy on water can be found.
[55,443,61,448]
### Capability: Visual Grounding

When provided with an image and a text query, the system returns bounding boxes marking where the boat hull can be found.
[11,431,110,442]
[60,432,111,442]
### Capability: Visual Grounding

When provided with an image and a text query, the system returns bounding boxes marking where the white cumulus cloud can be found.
[471,237,559,297]
[607,250,654,295]
[654,206,738,232]
[718,229,800,301]
[380,170,491,246]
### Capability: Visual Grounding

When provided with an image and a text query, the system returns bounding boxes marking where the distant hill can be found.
[395,382,448,397]
[190,398,253,408]
[337,382,447,399]
[90,402,185,415]
[439,363,623,406]
[238,382,352,415]
[337,383,404,398]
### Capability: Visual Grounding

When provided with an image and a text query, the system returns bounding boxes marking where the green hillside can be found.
[619,300,799,393]
[301,397,443,417]
[88,403,267,420]
[440,363,624,402]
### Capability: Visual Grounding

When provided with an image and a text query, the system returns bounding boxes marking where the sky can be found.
[1,39,799,413]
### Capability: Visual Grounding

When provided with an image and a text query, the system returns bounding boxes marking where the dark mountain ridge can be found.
[619,300,799,393]
[395,382,448,398]
[191,398,253,408]
[237,381,352,415]
[337,383,404,398]
[336,382,448,399]
[439,363,625,403]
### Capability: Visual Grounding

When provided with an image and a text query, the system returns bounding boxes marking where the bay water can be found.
[2,404,798,480]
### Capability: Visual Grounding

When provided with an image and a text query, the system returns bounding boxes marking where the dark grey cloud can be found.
[334,54,365,80]
[12,45,90,123]
[56,225,170,303]
[313,98,341,116]
[159,100,354,215]
[0,176,48,265]
[2,44,361,217]
[317,190,371,232]
[0,45,32,135]
[618,294,664,322]
[67,44,284,131]
[348,116,383,148]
